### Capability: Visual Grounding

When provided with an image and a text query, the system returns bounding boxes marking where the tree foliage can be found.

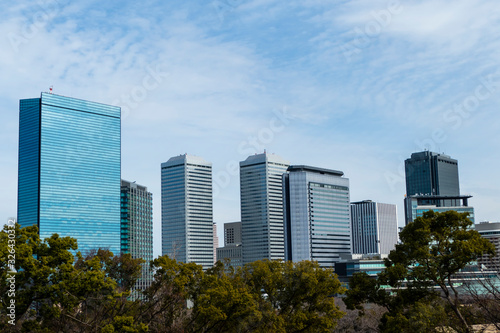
[1,223,345,332]
[344,210,496,333]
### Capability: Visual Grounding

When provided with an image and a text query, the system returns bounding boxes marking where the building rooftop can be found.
[287,165,344,177]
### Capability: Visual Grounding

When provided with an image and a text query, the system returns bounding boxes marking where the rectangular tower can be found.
[240,152,290,264]
[405,151,460,197]
[17,93,121,254]
[350,201,398,255]
[283,165,351,267]
[121,179,153,291]
[161,154,214,270]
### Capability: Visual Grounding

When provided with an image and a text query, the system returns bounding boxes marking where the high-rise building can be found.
[404,151,472,225]
[350,200,398,255]
[120,179,153,291]
[240,152,290,264]
[161,154,213,270]
[283,165,351,267]
[216,221,243,268]
[213,222,219,265]
[17,92,121,254]
[405,151,460,197]
[475,222,500,271]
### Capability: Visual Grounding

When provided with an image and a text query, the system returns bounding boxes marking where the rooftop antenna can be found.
[49,86,53,94]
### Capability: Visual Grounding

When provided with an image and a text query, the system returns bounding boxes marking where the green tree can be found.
[344,210,495,333]
[0,224,146,332]
[240,259,345,333]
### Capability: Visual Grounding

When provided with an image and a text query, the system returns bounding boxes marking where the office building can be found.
[404,195,474,225]
[121,179,153,291]
[18,92,121,254]
[216,221,243,268]
[161,154,214,270]
[475,222,500,271]
[240,152,290,264]
[350,201,398,255]
[283,165,351,267]
[405,151,460,197]
[213,222,219,265]
[404,151,473,225]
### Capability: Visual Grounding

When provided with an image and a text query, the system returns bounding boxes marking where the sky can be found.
[1,0,499,257]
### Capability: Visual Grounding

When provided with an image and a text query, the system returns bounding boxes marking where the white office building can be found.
[350,200,398,255]
[240,152,290,264]
[161,154,213,270]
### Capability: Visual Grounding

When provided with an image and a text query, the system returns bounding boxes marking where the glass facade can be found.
[240,153,290,264]
[283,166,351,267]
[18,93,121,254]
[121,179,153,293]
[161,154,214,270]
[405,151,460,197]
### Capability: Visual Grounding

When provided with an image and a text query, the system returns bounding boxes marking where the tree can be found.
[239,259,345,333]
[0,224,146,332]
[345,210,495,333]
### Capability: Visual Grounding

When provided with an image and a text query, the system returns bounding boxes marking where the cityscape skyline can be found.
[1,1,500,257]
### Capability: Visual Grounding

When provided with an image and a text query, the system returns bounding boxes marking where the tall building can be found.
[121,179,153,291]
[475,222,500,271]
[213,222,219,265]
[161,154,214,270]
[404,151,471,225]
[350,200,398,255]
[405,151,460,197]
[17,92,121,254]
[216,221,243,268]
[240,152,290,264]
[283,165,351,267]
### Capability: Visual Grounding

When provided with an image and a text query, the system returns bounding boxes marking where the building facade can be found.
[120,179,153,291]
[405,151,460,197]
[475,222,500,271]
[283,165,351,267]
[216,221,243,268]
[350,200,398,255]
[18,92,121,254]
[404,195,474,225]
[240,153,290,264]
[161,154,214,270]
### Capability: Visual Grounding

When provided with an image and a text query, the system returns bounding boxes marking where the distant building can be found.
[404,151,472,225]
[213,222,219,265]
[475,222,500,271]
[17,93,121,254]
[335,254,387,283]
[240,152,290,264]
[283,165,351,267]
[120,179,153,291]
[351,201,398,255]
[161,154,214,270]
[216,222,243,268]
[405,151,460,197]
[404,195,474,224]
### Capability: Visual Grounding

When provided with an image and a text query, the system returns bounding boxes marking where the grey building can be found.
[216,221,243,268]
[120,179,153,292]
[161,154,214,270]
[475,222,500,271]
[351,201,398,255]
[240,152,290,264]
[283,165,351,267]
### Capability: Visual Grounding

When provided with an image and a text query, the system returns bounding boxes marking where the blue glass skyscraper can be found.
[17,92,121,254]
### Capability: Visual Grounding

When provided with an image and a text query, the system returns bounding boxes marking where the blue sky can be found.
[1,0,499,256]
